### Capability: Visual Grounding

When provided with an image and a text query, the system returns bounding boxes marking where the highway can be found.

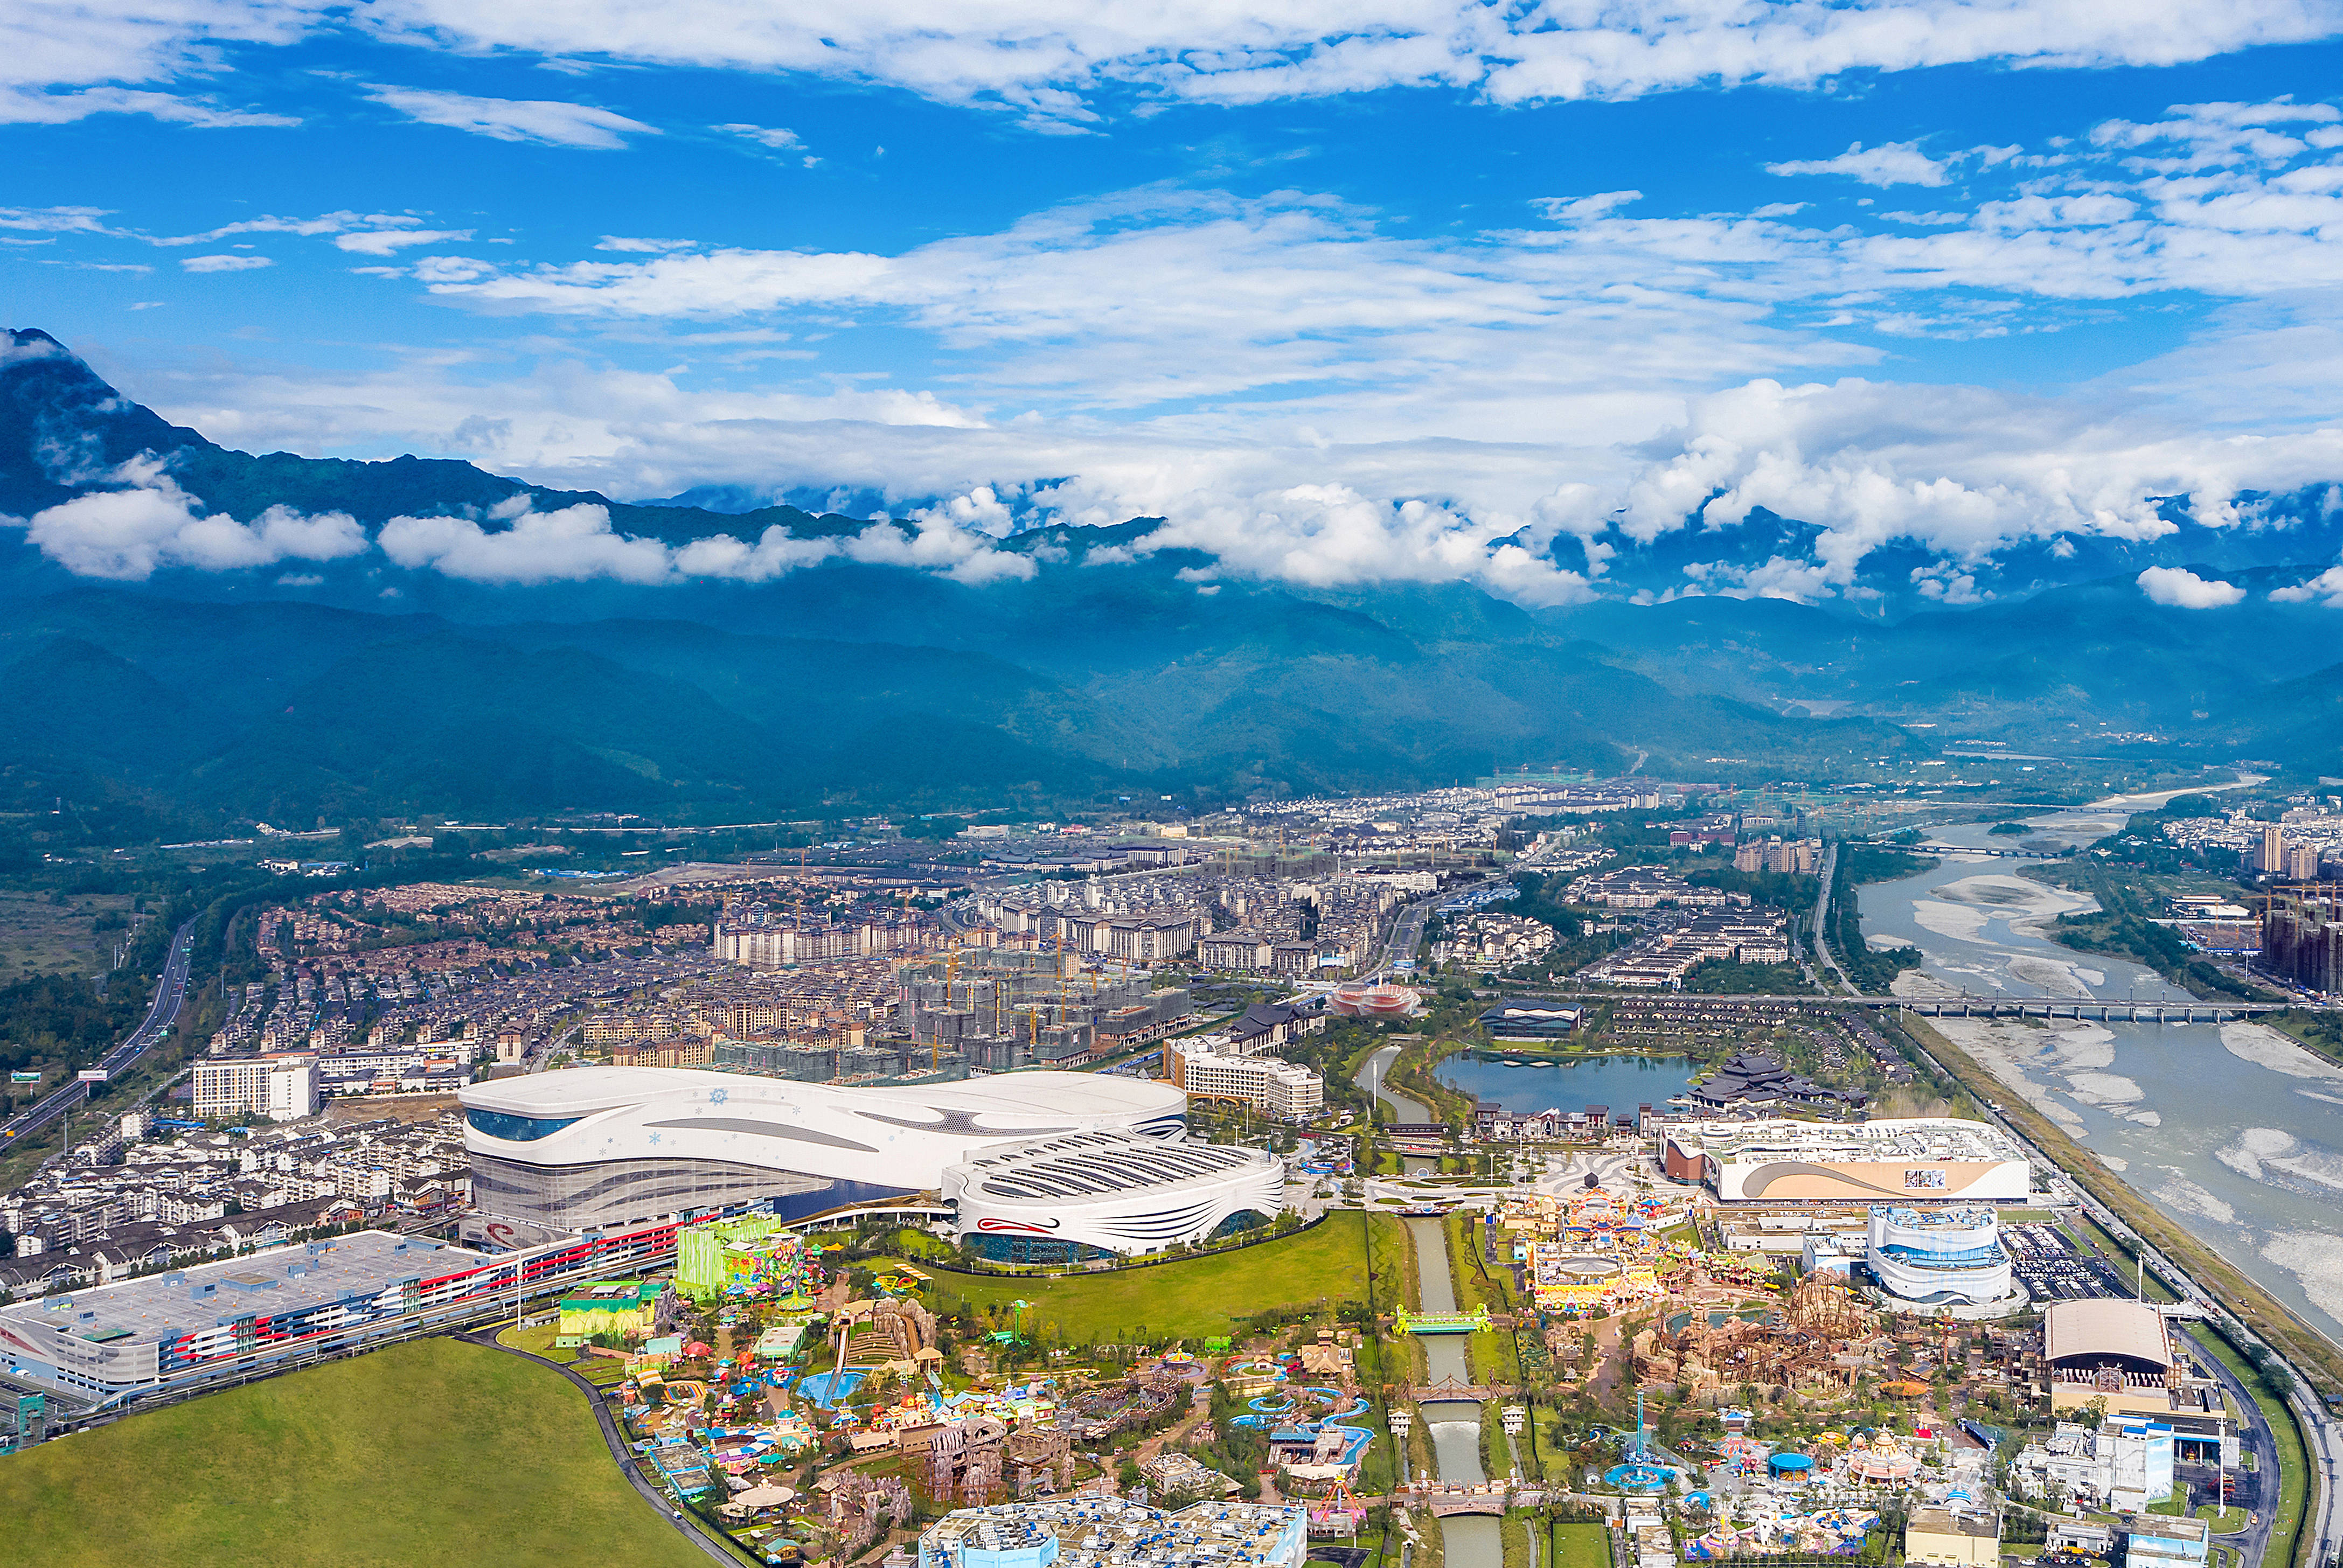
[1807,841,1855,994]
[1,917,197,1147]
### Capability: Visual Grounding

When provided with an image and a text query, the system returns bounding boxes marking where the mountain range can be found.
[3,326,2340,831]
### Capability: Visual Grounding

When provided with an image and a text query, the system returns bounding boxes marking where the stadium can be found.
[460,1067,1188,1238]
[1328,983,1421,1018]
[942,1130,1289,1264]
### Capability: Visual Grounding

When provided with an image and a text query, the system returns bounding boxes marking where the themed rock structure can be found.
[1635,1276,1881,1400]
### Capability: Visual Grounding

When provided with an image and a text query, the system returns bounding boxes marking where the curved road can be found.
[2,917,197,1146]
[456,1330,748,1566]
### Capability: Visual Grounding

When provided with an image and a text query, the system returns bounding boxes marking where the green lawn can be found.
[1551,1521,1611,1568]
[902,1212,1402,1343]
[0,1338,705,1568]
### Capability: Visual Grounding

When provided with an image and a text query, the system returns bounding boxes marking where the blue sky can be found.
[11,2,2343,606]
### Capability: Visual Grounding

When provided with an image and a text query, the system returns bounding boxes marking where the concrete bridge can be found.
[1889,996,2286,1023]
[1510,989,2314,1021]
[1407,1379,1513,1403]
[1405,1483,1544,1516]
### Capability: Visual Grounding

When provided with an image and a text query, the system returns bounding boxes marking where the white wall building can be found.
[459,1066,1187,1235]
[191,1055,319,1123]
[1166,1044,1323,1120]
[1865,1205,2015,1305]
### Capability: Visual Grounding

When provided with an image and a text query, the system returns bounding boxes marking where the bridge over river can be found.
[1508,990,2319,1022]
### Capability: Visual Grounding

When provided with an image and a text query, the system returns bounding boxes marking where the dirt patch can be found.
[327,1093,460,1125]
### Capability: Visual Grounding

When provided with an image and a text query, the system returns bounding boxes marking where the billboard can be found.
[77,1069,108,1083]
[8,1072,38,1084]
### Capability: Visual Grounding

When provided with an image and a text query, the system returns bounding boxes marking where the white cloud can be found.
[12,465,365,580]
[179,253,274,271]
[327,0,2343,123]
[68,87,2343,608]
[2138,565,2247,607]
[0,86,295,128]
[377,501,676,584]
[0,205,114,234]
[151,212,407,246]
[1768,141,1950,187]
[333,228,473,254]
[363,85,657,149]
[5,0,2331,132]
[2270,564,2343,605]
[719,122,800,149]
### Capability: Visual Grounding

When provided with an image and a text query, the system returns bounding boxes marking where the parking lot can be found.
[2005,1223,2132,1301]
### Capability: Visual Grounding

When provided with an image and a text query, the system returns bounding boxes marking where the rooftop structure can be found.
[460,1066,1187,1235]
[1660,1118,2030,1203]
[2044,1298,2183,1415]
[2045,1298,2174,1372]
[1905,1507,2001,1568]
[916,1497,1308,1568]
[0,1230,486,1400]
[942,1130,1287,1263]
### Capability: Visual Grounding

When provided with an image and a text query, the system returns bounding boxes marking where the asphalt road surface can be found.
[1,918,197,1146]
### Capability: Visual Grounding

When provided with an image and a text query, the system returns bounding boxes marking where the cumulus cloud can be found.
[377,501,676,584]
[371,496,1042,588]
[62,87,2343,607]
[1767,141,1951,187]
[13,465,365,580]
[2138,565,2247,607]
[179,253,273,271]
[363,86,656,149]
[2271,564,2343,605]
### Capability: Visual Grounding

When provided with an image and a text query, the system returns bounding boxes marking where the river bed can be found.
[1856,826,2343,1347]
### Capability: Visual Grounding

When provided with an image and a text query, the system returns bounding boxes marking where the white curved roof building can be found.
[460,1068,1188,1234]
[944,1131,1288,1264]
[1865,1205,2014,1306]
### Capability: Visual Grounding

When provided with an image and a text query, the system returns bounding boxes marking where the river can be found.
[1358,1047,1504,1568]
[1855,817,2343,1347]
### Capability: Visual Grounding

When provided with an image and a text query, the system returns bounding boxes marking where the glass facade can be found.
[464,1108,583,1142]
[469,1151,911,1230]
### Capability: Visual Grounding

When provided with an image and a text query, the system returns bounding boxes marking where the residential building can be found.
[1166,1044,1323,1120]
[191,1055,319,1123]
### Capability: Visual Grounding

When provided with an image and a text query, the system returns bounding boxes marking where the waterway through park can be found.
[1359,1047,1504,1568]
[1855,813,2343,1349]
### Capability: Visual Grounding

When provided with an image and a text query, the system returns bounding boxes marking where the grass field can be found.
[0,1338,705,1568]
[1551,1521,1610,1568]
[2187,1326,2310,1568]
[901,1213,1402,1343]
[0,889,136,979]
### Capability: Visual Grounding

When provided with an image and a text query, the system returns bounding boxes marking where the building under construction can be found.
[2259,893,2342,994]
[898,949,1193,1071]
